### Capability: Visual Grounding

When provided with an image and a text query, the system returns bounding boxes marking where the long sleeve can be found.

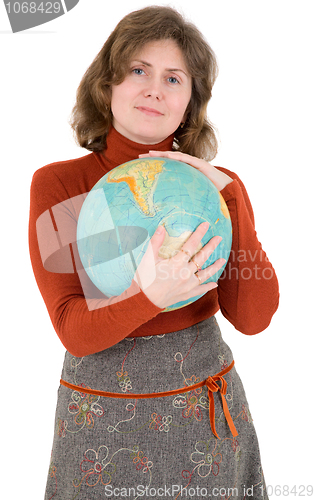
[29,164,163,358]
[216,167,279,334]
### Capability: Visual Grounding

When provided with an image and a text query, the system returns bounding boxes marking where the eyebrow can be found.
[132,59,189,76]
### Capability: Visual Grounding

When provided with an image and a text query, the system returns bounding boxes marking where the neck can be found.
[101,126,175,168]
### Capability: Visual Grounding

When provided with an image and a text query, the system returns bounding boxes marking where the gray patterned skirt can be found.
[45,317,268,499]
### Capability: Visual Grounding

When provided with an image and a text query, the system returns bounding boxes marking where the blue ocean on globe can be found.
[77,157,232,312]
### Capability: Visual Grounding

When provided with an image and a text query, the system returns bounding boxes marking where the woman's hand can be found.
[139,151,233,191]
[134,222,225,310]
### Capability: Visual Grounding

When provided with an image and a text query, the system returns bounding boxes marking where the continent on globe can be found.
[158,229,202,259]
[107,159,165,216]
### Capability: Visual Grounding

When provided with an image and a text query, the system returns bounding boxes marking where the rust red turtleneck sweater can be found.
[29,127,279,356]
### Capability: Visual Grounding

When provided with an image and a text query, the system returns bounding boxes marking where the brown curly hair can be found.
[70,6,219,160]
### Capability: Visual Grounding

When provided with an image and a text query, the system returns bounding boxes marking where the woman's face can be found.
[111,39,192,144]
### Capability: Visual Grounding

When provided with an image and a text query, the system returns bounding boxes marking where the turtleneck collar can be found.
[98,126,175,171]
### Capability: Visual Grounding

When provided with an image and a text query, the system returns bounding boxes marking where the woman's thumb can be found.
[134,225,165,290]
[151,225,165,256]
[155,225,165,236]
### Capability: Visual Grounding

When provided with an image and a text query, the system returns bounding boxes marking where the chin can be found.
[135,128,169,145]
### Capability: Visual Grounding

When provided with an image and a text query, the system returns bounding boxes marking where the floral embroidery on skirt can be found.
[45,317,268,500]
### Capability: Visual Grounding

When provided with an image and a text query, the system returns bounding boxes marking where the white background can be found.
[1,0,314,498]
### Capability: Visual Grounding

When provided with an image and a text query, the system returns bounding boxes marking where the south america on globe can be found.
[77,157,232,312]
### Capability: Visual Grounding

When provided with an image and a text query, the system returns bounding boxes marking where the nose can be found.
[143,78,163,100]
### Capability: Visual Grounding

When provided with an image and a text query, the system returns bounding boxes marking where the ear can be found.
[180,113,189,129]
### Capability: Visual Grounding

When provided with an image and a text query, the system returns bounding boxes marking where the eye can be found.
[167,76,180,84]
[132,68,145,76]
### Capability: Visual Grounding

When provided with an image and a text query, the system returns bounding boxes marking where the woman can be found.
[29,6,279,499]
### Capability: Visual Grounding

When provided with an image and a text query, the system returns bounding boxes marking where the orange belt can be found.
[60,360,237,439]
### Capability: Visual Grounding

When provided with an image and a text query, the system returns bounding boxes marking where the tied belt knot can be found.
[60,360,238,439]
[205,372,237,439]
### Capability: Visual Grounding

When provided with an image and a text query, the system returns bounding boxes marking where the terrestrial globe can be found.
[77,157,232,312]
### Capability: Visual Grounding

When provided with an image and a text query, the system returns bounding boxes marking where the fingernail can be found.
[156,226,163,234]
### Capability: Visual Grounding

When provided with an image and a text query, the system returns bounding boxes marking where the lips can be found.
[136,106,163,116]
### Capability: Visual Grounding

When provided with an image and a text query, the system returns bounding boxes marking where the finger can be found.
[190,235,222,269]
[197,257,226,282]
[141,150,205,167]
[134,226,166,289]
[138,151,167,159]
[139,151,188,161]
[150,225,166,260]
[189,280,219,299]
[178,222,210,261]
[139,151,172,158]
